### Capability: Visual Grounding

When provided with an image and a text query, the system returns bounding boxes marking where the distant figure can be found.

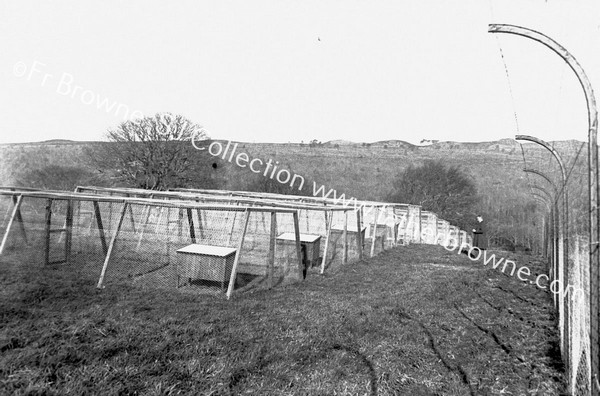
[472,215,487,251]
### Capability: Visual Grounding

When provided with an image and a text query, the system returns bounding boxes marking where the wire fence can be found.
[518,140,594,395]
[0,187,469,301]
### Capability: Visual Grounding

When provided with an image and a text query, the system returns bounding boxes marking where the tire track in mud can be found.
[391,308,476,396]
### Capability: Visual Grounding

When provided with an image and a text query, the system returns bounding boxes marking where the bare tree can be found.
[387,160,479,229]
[89,113,214,190]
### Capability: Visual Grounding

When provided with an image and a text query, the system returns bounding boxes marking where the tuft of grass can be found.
[0,244,564,395]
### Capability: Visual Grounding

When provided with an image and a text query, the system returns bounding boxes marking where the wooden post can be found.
[44,198,52,265]
[196,208,204,238]
[127,203,136,233]
[0,195,24,255]
[293,211,304,280]
[12,195,27,244]
[136,205,153,250]
[186,208,196,243]
[343,210,348,264]
[370,207,379,257]
[321,210,333,273]
[393,208,398,247]
[93,201,108,254]
[108,192,113,230]
[268,211,276,288]
[417,207,422,243]
[226,210,251,299]
[227,210,237,246]
[356,208,363,261]
[178,209,183,237]
[96,203,128,289]
[65,199,73,264]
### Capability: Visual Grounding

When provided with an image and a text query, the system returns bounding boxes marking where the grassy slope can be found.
[238,142,530,202]
[1,245,563,395]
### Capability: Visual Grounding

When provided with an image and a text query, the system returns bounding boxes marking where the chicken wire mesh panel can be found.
[358,205,390,255]
[420,212,438,244]
[0,196,264,296]
[0,195,15,236]
[391,205,421,245]
[408,205,422,244]
[325,209,365,264]
[563,148,592,396]
[0,196,105,286]
[570,235,591,396]
[271,209,326,277]
[393,206,410,245]
[73,189,356,283]
[122,204,249,294]
[443,226,460,250]
[376,205,398,249]
[236,210,274,281]
[519,139,593,395]
[0,195,47,264]
[436,220,450,245]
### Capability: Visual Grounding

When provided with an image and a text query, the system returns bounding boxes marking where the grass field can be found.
[1,244,564,395]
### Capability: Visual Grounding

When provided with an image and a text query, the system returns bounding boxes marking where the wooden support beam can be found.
[93,201,108,254]
[227,209,237,246]
[200,207,206,235]
[343,210,348,264]
[226,210,250,299]
[65,199,73,264]
[127,202,136,233]
[356,208,363,261]
[44,198,52,265]
[136,205,153,250]
[96,203,128,289]
[108,192,113,230]
[178,208,183,237]
[370,207,379,257]
[293,211,304,279]
[321,210,333,274]
[186,208,196,243]
[196,208,204,239]
[268,211,276,288]
[12,194,27,243]
[0,195,24,255]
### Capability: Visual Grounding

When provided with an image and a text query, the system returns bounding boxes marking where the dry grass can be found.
[0,244,564,395]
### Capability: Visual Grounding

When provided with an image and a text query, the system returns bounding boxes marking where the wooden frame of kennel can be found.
[0,189,311,299]
[172,188,404,256]
[75,186,358,271]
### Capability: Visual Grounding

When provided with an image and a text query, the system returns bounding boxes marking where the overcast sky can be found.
[1,0,599,145]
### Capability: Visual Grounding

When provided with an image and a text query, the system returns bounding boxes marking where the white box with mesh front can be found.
[175,244,237,291]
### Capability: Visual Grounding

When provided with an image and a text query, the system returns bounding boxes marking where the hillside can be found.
[0,137,587,250]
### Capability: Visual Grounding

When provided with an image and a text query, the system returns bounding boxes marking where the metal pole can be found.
[490,24,597,391]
